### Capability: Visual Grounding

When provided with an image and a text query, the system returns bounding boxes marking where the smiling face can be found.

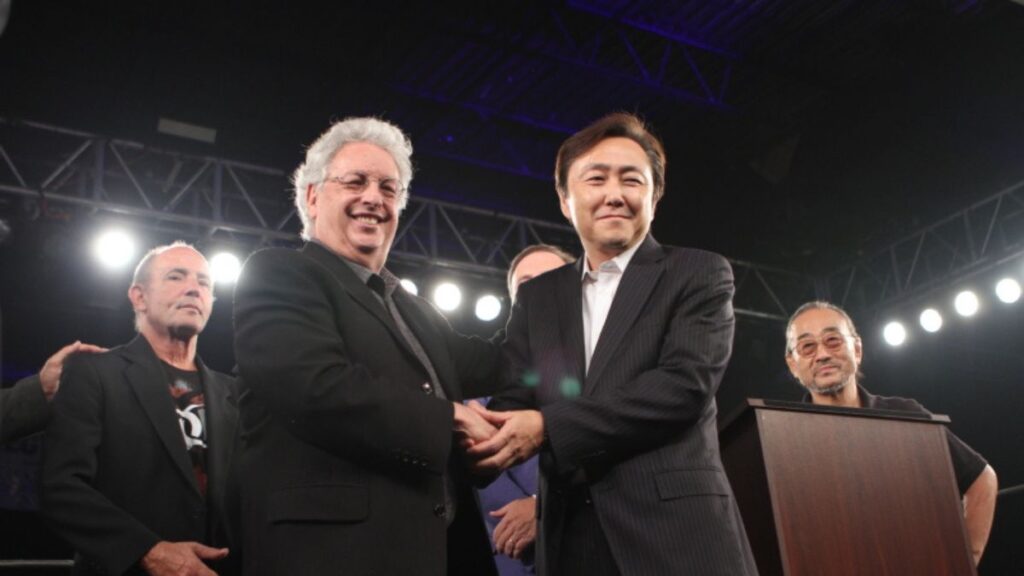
[785,307,863,398]
[306,142,400,272]
[129,246,213,341]
[559,137,657,267]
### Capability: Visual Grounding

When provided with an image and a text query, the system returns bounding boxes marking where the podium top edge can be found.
[739,398,951,424]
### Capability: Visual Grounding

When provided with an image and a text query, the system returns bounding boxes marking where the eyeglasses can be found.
[791,333,851,358]
[322,172,404,199]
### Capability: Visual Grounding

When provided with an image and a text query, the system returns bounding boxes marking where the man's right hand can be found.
[140,541,228,576]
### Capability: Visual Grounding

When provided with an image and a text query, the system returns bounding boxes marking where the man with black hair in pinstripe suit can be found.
[467,112,758,576]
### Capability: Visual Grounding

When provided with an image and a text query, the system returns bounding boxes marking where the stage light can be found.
[400,279,418,295]
[954,290,979,317]
[995,278,1021,304]
[919,308,943,333]
[210,252,241,285]
[474,295,502,321]
[93,229,136,269]
[433,282,462,312]
[883,321,907,346]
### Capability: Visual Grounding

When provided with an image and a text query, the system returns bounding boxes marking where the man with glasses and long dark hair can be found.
[785,300,998,566]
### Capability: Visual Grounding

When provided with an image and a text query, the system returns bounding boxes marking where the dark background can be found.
[2,1,1023,573]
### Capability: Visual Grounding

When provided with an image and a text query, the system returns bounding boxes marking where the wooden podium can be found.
[720,399,976,576]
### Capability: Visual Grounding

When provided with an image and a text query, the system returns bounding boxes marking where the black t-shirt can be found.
[162,361,208,497]
[803,386,988,495]
[860,389,987,496]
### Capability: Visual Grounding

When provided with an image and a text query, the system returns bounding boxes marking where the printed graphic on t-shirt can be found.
[164,364,208,496]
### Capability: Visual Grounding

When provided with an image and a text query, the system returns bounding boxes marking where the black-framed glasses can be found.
[322,172,404,199]
[791,333,850,358]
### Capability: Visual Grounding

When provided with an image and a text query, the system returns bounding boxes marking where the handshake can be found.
[452,401,544,475]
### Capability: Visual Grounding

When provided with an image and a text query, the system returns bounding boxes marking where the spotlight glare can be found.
[995,278,1021,304]
[474,295,502,322]
[400,279,419,296]
[432,282,462,312]
[210,252,242,285]
[883,321,907,347]
[918,308,943,333]
[954,290,980,317]
[93,229,136,269]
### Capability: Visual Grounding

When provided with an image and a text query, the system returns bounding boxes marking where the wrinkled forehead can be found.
[329,142,401,177]
[152,247,210,275]
[788,309,854,341]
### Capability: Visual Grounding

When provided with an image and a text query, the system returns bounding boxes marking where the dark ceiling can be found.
[4,0,1022,272]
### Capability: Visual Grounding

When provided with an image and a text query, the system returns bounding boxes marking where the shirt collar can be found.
[310,239,399,297]
[580,240,642,281]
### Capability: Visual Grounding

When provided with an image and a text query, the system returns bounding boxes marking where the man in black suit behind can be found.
[469,113,759,575]
[41,242,238,576]
[1,341,105,444]
[232,117,504,575]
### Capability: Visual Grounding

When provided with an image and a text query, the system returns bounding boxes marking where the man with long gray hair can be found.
[233,117,505,575]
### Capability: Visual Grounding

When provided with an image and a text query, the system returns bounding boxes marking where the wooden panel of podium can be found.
[720,399,976,576]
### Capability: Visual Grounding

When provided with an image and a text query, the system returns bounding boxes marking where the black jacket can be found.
[41,335,238,576]
[493,235,759,576]
[232,242,503,576]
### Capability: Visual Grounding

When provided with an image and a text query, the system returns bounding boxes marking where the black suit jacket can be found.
[41,336,238,576]
[232,243,502,576]
[494,235,759,576]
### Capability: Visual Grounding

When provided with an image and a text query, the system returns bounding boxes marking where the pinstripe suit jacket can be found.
[493,235,758,576]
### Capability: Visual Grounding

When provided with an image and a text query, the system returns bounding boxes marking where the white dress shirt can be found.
[581,241,642,374]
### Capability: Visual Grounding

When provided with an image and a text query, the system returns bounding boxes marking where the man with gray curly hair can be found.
[291,117,414,238]
[233,117,505,575]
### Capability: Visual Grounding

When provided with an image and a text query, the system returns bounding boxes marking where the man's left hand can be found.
[490,496,537,559]
[39,341,108,401]
[465,407,544,473]
[453,401,499,446]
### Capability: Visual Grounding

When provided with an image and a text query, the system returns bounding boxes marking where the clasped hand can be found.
[453,401,544,474]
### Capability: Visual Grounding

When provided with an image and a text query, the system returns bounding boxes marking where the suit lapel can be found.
[303,243,450,396]
[122,336,201,497]
[301,243,417,360]
[556,262,587,393]
[584,236,665,395]
[392,293,459,399]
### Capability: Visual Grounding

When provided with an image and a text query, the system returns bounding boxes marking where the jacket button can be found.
[433,504,446,518]
[421,382,433,395]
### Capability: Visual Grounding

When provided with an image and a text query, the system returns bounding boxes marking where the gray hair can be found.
[784,300,860,355]
[292,117,414,240]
